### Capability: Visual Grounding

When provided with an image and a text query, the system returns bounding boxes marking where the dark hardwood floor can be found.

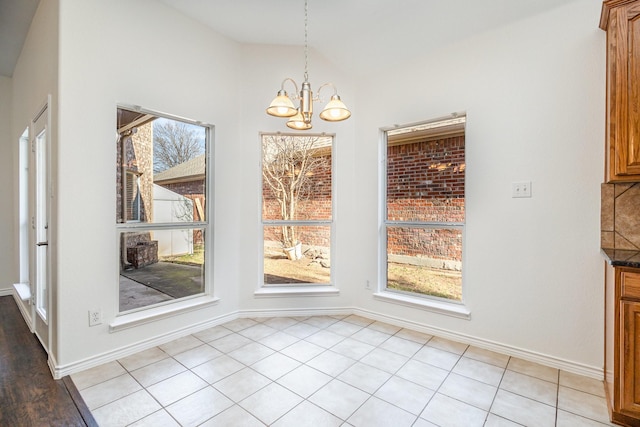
[0,296,97,426]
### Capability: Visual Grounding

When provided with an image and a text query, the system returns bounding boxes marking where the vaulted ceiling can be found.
[0,0,40,77]
[1,0,582,78]
[157,0,582,78]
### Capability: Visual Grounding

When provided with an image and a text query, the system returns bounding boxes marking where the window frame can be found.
[115,105,214,316]
[378,115,469,318]
[257,132,338,296]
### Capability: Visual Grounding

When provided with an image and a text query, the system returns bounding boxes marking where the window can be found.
[116,107,210,312]
[261,133,333,287]
[382,115,465,304]
[18,127,29,287]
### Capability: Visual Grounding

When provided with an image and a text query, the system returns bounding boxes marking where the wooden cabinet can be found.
[606,265,640,425]
[600,0,640,182]
[621,301,640,415]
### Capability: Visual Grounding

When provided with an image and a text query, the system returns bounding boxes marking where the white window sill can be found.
[13,283,31,301]
[254,286,340,298]
[110,296,220,332]
[373,291,471,320]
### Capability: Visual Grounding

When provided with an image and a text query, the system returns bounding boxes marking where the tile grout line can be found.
[554,369,560,427]
[76,316,610,427]
[486,355,518,426]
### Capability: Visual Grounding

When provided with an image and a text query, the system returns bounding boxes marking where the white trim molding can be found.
[239,306,351,319]
[254,286,340,298]
[50,306,602,382]
[53,310,236,379]
[109,296,220,332]
[373,291,471,320]
[352,307,603,380]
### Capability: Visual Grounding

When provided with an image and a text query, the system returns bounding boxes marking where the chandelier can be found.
[266,0,351,130]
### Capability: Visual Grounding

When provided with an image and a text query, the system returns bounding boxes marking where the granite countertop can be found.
[602,248,640,269]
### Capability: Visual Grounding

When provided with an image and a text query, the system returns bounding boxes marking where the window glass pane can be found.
[36,129,48,319]
[384,116,465,302]
[261,133,333,287]
[386,135,465,222]
[117,108,207,224]
[386,226,462,301]
[116,107,211,313]
[119,228,205,312]
[262,134,332,221]
[264,225,331,285]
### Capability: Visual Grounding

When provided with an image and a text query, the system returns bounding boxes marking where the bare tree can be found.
[262,135,330,259]
[153,120,203,173]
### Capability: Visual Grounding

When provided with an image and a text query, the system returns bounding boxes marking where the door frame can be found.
[30,97,52,354]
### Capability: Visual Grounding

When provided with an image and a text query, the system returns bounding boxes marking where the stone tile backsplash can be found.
[601,183,640,250]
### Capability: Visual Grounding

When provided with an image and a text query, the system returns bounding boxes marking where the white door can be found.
[31,103,51,351]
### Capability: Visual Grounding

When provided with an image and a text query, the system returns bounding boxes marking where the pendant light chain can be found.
[304,0,309,82]
[265,0,351,128]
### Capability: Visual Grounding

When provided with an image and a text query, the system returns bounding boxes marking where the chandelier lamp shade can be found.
[266,0,351,130]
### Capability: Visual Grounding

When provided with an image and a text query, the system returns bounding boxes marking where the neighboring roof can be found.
[154,154,205,184]
[388,115,466,146]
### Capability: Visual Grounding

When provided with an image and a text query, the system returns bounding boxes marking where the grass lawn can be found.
[387,262,462,301]
[164,244,461,301]
[160,244,204,265]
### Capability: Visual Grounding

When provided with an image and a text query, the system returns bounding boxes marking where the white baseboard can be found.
[239,306,352,319]
[352,307,603,380]
[52,311,238,379]
[0,287,13,296]
[51,305,603,381]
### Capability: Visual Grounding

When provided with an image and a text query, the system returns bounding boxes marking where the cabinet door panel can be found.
[627,9,640,174]
[621,301,640,415]
[604,2,640,181]
[622,270,640,299]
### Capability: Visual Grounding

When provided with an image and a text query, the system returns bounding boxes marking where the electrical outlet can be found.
[88,309,102,326]
[512,181,532,198]
[366,280,371,290]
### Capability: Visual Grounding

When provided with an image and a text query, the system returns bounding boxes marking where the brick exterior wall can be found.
[116,123,158,267]
[259,134,464,265]
[161,180,205,221]
[387,227,462,264]
[387,135,465,222]
[262,154,332,247]
[387,135,465,264]
[116,122,154,224]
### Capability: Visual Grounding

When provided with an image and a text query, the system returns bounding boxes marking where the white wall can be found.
[55,0,242,366]
[13,0,607,375]
[350,0,606,371]
[10,0,60,335]
[235,0,606,374]
[0,75,13,295]
[236,43,357,312]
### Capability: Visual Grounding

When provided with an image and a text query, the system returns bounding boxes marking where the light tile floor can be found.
[71,315,616,427]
